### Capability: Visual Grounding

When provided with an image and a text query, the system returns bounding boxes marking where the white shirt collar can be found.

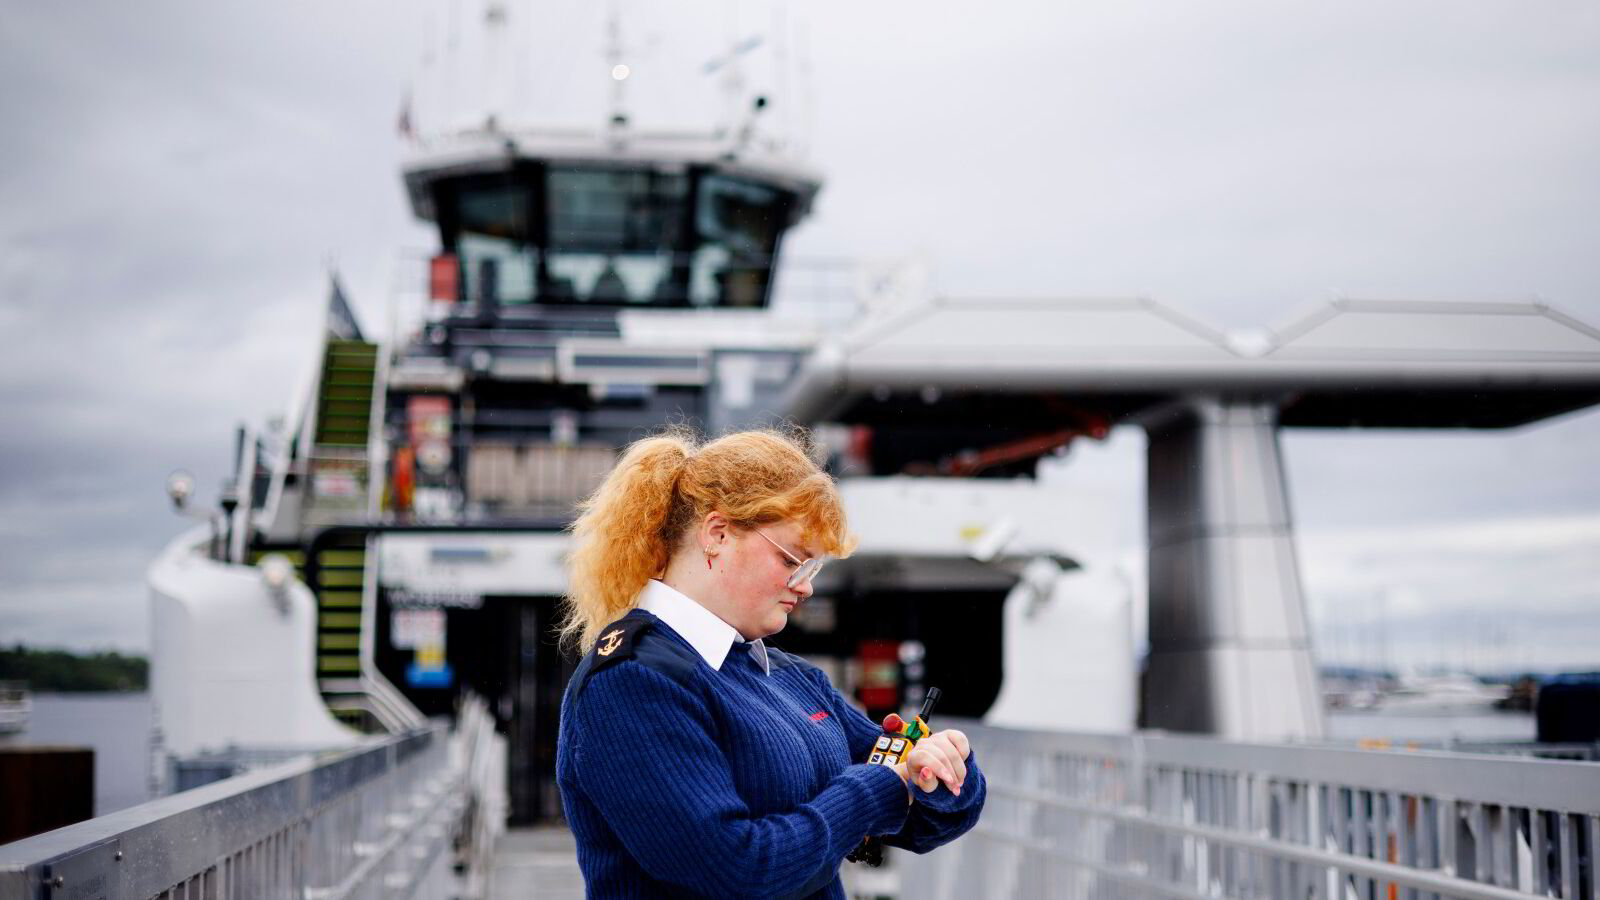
[638,579,769,675]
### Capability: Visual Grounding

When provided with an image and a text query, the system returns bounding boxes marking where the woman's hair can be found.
[559,425,857,654]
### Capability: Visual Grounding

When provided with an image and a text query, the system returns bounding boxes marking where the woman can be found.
[556,427,985,898]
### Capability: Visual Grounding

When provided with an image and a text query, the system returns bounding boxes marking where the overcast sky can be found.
[2,0,1597,671]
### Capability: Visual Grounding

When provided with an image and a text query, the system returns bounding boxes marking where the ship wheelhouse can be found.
[387,137,823,522]
[409,148,817,315]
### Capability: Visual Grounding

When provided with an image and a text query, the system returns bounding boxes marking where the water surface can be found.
[7,691,152,815]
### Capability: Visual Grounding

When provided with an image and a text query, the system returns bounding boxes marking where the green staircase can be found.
[249,536,379,732]
[302,340,387,730]
[311,338,376,690]
[312,542,367,680]
[252,338,416,733]
[305,339,380,528]
[314,340,378,448]
[311,537,378,731]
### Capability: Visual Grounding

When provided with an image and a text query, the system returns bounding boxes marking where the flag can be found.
[326,275,364,342]
[397,90,413,139]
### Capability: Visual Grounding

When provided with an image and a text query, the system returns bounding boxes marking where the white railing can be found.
[905,723,1600,900]
[381,247,906,350]
[0,699,505,900]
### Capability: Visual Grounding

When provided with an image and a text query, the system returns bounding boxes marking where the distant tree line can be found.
[0,644,148,692]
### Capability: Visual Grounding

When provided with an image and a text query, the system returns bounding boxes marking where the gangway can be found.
[486,827,584,899]
[0,700,505,900]
[907,723,1600,900]
[9,717,1598,898]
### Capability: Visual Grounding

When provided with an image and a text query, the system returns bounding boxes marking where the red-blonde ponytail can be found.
[560,425,856,653]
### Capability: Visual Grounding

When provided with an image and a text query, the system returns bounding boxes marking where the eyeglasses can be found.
[753,530,827,590]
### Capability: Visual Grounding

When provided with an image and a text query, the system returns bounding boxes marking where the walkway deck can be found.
[483,825,902,899]
[488,826,586,899]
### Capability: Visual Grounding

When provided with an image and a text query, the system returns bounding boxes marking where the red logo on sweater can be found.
[809,711,829,722]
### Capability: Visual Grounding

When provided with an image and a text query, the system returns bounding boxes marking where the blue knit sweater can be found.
[557,609,986,898]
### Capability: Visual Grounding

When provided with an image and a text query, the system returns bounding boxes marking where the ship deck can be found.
[489,826,585,899]
[5,723,1599,899]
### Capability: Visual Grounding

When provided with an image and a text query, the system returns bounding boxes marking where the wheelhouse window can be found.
[691,175,784,308]
[434,164,798,310]
[456,181,536,306]
[545,167,687,305]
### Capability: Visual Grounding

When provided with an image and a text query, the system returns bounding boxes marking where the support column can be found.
[1142,396,1323,740]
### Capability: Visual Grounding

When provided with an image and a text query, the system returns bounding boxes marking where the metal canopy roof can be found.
[783,298,1600,429]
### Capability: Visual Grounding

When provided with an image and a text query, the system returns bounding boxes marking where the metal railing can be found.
[382,247,917,348]
[905,723,1600,900]
[0,699,505,900]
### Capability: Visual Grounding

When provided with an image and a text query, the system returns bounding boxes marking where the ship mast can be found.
[605,2,630,145]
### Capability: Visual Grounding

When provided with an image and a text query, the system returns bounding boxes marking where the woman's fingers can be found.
[892,757,937,793]
[882,726,974,796]
[906,742,961,795]
[901,746,934,792]
[941,728,971,760]
[916,734,965,785]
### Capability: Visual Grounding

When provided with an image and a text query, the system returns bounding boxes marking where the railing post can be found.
[979,728,1593,898]
[0,709,505,900]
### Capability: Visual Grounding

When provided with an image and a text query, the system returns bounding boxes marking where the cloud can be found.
[1301,512,1600,615]
[1283,411,1600,525]
[791,0,1600,325]
[1,0,1597,668]
[1299,511,1600,671]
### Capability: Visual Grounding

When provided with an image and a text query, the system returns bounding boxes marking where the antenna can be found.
[482,0,510,131]
[605,1,630,142]
[796,15,814,160]
[702,33,765,152]
[444,0,461,135]
[408,3,436,144]
[773,4,790,154]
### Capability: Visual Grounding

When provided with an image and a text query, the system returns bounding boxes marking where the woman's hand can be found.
[886,719,970,797]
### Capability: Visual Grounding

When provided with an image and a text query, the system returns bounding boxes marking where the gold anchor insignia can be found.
[596,629,625,657]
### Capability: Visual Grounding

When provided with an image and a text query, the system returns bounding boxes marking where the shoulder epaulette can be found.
[570,609,701,698]
[574,609,652,686]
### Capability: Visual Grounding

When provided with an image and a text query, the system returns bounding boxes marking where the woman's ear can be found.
[700,511,731,555]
